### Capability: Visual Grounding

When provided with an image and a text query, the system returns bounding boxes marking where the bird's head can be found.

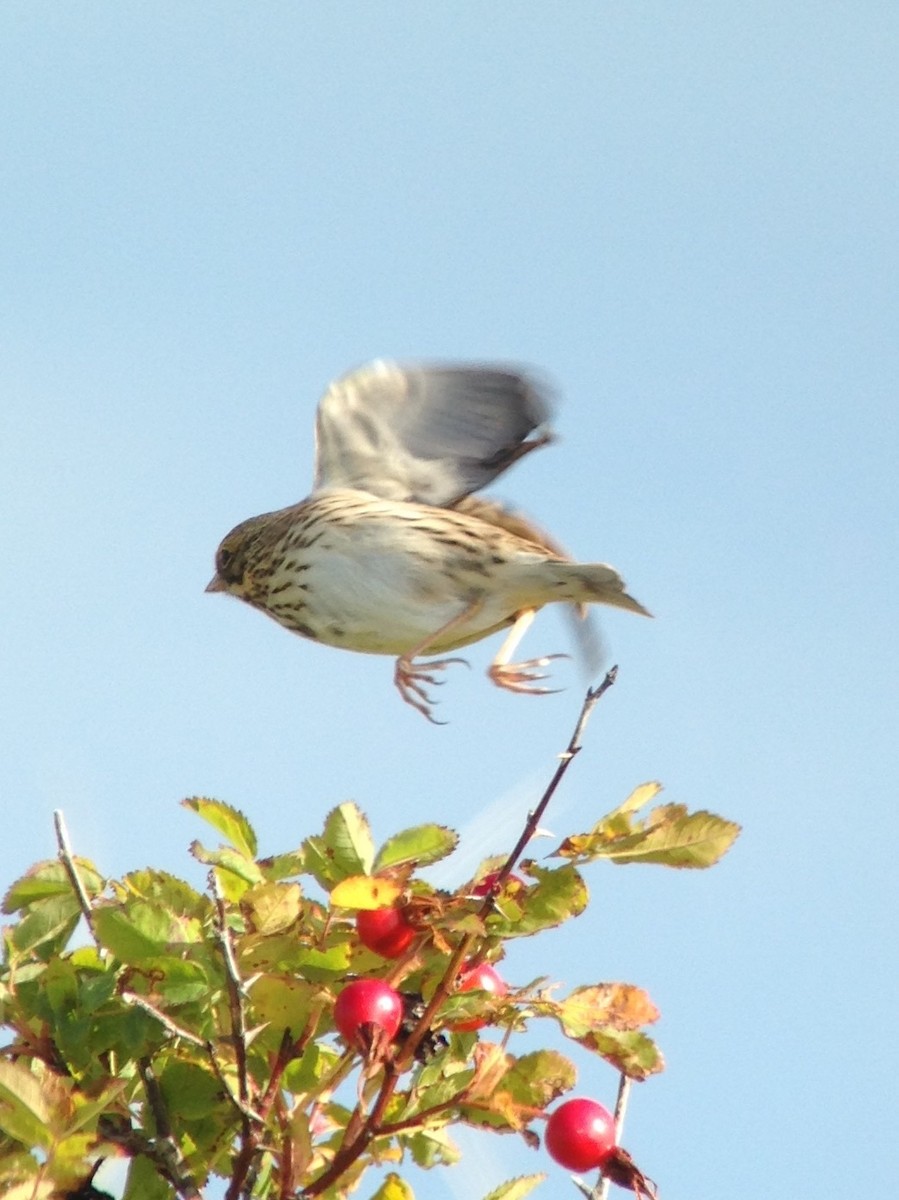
[206,521,257,598]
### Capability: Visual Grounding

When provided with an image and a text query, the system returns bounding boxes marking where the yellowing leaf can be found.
[603,807,741,868]
[559,984,659,1035]
[243,881,302,934]
[466,1042,513,1101]
[329,875,402,910]
[613,781,664,816]
[557,779,740,871]
[370,1173,416,1200]
[250,976,324,1032]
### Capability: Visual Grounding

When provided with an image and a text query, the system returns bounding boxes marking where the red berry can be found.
[334,979,403,1049]
[450,962,508,1032]
[545,1098,617,1172]
[356,907,416,958]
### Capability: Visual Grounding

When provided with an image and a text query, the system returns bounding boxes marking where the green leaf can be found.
[400,1126,460,1169]
[610,781,664,818]
[92,901,176,962]
[123,1152,173,1200]
[121,869,209,919]
[495,1050,576,1110]
[576,1028,664,1080]
[282,1042,342,1096]
[3,859,103,914]
[303,803,375,887]
[259,849,308,880]
[489,864,587,937]
[0,1061,54,1149]
[189,841,263,886]
[159,1058,223,1121]
[11,896,81,960]
[481,1175,547,1200]
[182,796,258,858]
[139,956,212,1005]
[374,824,459,871]
[65,1080,127,1135]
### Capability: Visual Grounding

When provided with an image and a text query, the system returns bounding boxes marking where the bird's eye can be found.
[217,545,240,581]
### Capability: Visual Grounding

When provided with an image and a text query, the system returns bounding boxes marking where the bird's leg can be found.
[487,608,568,695]
[394,600,482,722]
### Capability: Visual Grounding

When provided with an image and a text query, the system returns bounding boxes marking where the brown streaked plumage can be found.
[207,359,650,721]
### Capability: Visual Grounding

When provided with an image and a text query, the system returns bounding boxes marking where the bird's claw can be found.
[394,655,470,722]
[488,653,568,695]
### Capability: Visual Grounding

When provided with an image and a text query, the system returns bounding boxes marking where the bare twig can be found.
[53,809,100,948]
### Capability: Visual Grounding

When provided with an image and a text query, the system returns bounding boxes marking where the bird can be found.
[206,360,650,721]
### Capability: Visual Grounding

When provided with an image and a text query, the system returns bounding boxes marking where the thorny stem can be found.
[53,809,100,949]
[302,1061,402,1197]
[211,871,260,1200]
[303,673,620,1198]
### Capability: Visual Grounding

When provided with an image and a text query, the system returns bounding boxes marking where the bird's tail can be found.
[542,561,652,617]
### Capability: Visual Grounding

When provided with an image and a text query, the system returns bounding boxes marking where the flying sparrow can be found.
[207,360,650,721]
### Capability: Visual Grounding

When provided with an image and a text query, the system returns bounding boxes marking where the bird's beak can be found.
[205,574,225,594]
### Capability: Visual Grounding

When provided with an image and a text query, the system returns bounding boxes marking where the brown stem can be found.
[137,1057,204,1199]
[303,1062,401,1197]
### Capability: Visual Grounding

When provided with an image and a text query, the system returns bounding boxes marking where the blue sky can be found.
[2,4,897,1197]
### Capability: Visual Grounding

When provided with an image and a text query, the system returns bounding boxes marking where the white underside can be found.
[264,509,555,655]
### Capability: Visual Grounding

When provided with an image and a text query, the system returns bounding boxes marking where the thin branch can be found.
[397,674,619,1068]
[594,1073,633,1200]
[211,872,252,1108]
[483,670,618,902]
[121,992,207,1048]
[53,809,100,948]
[205,1040,266,1128]
[138,1057,204,1199]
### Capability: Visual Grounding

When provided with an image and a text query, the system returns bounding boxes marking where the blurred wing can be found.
[313,360,554,505]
